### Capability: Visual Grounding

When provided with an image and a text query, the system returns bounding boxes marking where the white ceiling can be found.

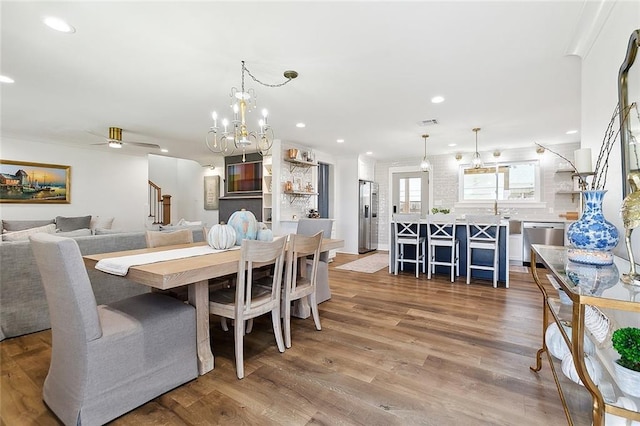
[1,1,588,164]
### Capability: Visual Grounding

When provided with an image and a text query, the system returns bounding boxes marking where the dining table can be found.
[83,237,344,375]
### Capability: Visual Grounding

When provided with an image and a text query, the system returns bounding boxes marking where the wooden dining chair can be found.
[258,232,323,348]
[144,229,195,300]
[282,232,323,348]
[145,229,193,248]
[208,237,287,379]
[203,225,239,332]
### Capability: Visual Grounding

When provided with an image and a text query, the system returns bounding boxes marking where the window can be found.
[460,161,540,202]
[398,176,423,213]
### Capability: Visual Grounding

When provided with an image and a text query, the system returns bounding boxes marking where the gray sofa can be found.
[0,226,204,341]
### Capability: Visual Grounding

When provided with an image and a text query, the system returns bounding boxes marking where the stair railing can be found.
[148,180,171,225]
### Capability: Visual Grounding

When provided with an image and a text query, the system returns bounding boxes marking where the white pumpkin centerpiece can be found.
[207,224,237,249]
[227,209,259,245]
[256,222,273,241]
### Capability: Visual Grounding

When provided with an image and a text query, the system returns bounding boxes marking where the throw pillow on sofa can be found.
[55,215,91,232]
[90,216,114,231]
[2,224,57,241]
[2,219,55,232]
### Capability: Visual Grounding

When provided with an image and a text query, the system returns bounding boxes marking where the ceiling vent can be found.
[418,119,439,126]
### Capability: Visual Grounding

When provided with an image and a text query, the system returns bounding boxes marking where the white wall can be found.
[582,1,639,260]
[148,154,224,227]
[358,155,376,182]
[1,137,148,231]
[335,155,360,254]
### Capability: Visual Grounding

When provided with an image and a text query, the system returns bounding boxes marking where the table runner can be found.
[95,245,240,276]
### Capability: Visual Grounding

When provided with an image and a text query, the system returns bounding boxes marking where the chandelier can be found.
[471,127,483,169]
[206,61,298,161]
[419,134,431,172]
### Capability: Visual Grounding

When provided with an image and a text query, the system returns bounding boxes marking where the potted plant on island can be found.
[611,327,640,397]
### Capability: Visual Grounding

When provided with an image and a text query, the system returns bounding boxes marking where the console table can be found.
[530,244,640,425]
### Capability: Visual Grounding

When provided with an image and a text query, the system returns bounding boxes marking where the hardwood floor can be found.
[1,252,568,425]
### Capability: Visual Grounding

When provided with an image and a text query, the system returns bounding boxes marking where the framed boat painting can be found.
[0,160,71,203]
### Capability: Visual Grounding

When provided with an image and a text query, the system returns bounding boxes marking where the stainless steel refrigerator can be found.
[358,180,379,253]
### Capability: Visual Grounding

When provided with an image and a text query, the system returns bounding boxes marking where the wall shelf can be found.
[285,191,318,204]
[284,191,318,195]
[555,170,596,178]
[284,157,317,172]
[555,171,595,203]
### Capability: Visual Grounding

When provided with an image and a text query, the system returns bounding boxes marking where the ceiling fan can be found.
[90,127,160,149]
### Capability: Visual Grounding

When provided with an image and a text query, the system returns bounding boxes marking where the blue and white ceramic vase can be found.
[567,190,619,252]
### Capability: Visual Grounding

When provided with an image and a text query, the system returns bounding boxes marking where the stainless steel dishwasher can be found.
[522,222,565,263]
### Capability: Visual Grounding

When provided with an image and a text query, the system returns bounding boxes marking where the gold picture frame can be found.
[0,160,71,204]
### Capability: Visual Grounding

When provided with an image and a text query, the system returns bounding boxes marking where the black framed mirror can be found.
[619,29,640,198]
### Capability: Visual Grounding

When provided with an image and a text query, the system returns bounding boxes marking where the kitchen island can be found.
[389,217,510,287]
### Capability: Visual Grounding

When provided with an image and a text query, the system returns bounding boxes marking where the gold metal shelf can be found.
[284,191,318,204]
[283,157,317,172]
[529,245,640,426]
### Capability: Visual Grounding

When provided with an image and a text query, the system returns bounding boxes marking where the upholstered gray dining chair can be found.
[296,218,333,304]
[30,233,198,426]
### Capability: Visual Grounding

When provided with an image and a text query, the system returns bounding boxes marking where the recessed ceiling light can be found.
[431,96,445,104]
[448,143,457,147]
[43,17,76,33]
[161,148,169,153]
[296,123,306,128]
[566,129,578,135]
[0,75,15,83]
[337,139,344,143]
[366,151,373,155]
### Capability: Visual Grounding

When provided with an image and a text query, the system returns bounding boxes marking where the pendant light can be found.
[420,134,431,172]
[471,127,483,169]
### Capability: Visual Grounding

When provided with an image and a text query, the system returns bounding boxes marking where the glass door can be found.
[392,171,429,216]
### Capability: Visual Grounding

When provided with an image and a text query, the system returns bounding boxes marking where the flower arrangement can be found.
[537,102,637,191]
